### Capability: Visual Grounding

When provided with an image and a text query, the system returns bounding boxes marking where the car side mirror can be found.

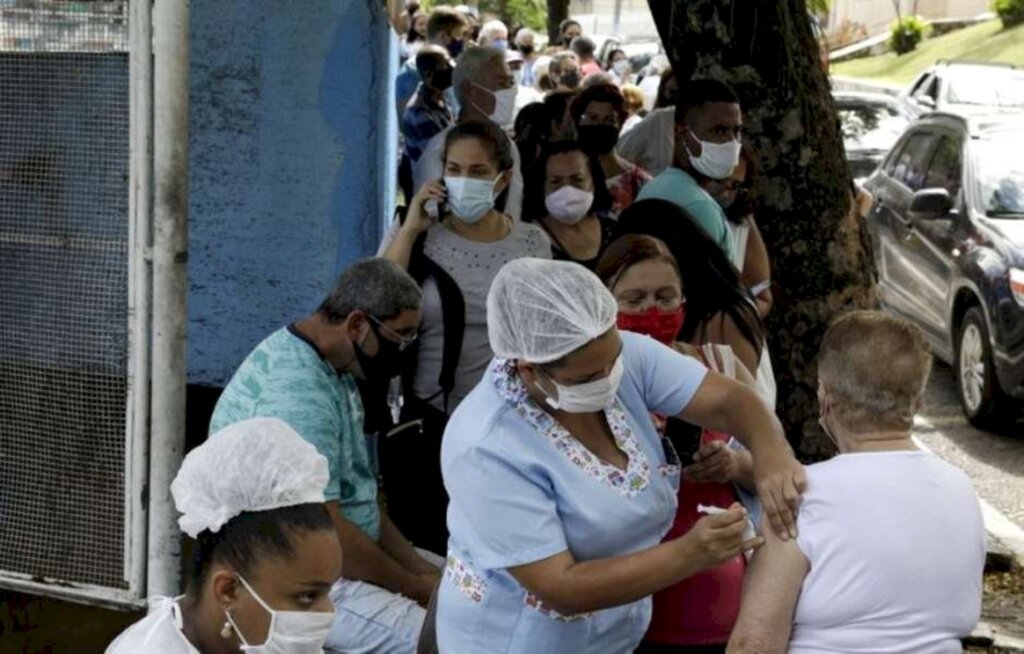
[909,188,953,220]
[918,96,936,109]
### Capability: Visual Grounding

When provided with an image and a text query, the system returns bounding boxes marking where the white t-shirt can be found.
[106,597,198,654]
[412,124,524,222]
[616,107,676,176]
[790,451,985,654]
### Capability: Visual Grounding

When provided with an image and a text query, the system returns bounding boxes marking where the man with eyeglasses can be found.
[209,257,443,654]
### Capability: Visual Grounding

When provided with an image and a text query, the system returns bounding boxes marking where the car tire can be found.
[955,307,1015,429]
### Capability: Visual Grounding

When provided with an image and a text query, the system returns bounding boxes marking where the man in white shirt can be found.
[727,311,986,654]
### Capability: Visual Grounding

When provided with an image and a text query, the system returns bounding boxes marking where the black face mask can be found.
[432,67,453,91]
[520,44,534,56]
[354,319,406,382]
[446,38,464,59]
[560,69,581,89]
[577,124,619,156]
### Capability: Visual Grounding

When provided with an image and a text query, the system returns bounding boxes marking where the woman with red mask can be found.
[596,233,759,654]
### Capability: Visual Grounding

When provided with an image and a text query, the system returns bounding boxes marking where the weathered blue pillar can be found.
[188,1,394,385]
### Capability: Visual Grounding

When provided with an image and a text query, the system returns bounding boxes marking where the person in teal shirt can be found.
[637,79,745,256]
[209,258,443,654]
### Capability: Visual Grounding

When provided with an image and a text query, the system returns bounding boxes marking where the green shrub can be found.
[890,15,927,54]
[994,0,1024,28]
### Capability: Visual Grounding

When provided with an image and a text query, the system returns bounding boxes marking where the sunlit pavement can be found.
[916,360,1024,532]
[916,361,1024,649]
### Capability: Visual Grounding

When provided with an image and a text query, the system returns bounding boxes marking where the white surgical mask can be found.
[473,81,518,128]
[540,356,623,413]
[686,129,741,180]
[612,60,630,77]
[545,185,594,225]
[226,575,335,654]
[445,174,501,223]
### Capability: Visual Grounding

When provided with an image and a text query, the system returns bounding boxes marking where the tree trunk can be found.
[648,0,878,460]
[547,0,570,44]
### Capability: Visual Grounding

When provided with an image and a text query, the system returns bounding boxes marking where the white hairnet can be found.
[487,258,618,364]
[171,417,329,538]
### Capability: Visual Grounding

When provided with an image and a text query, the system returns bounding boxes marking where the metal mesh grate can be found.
[0,0,130,589]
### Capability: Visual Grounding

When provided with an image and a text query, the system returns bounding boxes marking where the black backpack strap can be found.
[406,232,466,412]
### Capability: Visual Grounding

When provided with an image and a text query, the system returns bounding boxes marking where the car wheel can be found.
[955,307,1014,429]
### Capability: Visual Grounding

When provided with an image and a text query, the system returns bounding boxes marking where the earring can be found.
[221,620,234,639]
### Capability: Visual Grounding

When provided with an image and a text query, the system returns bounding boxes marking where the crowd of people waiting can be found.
[108,4,987,654]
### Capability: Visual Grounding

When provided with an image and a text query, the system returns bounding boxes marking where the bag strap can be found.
[406,231,466,412]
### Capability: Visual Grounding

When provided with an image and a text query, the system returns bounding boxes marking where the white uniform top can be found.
[791,451,985,654]
[106,597,198,654]
[412,124,524,222]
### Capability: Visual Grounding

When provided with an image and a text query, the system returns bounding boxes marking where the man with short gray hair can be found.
[411,45,523,221]
[210,257,442,653]
[478,18,508,49]
[728,311,984,654]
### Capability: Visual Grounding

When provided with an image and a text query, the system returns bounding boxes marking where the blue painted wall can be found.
[188,0,394,386]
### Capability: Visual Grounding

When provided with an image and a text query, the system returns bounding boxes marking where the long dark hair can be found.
[524,140,613,222]
[614,199,764,352]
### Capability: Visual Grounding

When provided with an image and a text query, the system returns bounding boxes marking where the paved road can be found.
[917,360,1024,531]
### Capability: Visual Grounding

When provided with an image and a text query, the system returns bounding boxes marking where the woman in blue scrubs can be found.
[436,258,805,653]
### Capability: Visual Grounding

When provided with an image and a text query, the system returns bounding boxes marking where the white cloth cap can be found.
[487,258,618,364]
[171,417,329,538]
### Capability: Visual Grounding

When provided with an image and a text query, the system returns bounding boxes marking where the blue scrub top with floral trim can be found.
[437,331,709,653]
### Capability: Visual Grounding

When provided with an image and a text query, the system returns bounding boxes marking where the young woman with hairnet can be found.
[435,258,805,653]
[106,418,343,654]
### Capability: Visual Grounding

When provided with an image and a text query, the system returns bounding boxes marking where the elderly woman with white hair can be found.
[107,418,343,653]
[435,258,805,652]
[727,311,986,654]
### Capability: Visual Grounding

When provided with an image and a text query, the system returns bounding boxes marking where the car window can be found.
[946,67,1024,108]
[912,74,938,102]
[923,136,962,198]
[975,133,1024,217]
[909,73,932,97]
[887,132,937,191]
[837,101,911,152]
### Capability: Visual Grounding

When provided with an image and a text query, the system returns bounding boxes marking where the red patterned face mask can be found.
[617,306,685,346]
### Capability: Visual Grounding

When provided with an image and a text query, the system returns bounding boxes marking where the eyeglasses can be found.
[368,315,418,352]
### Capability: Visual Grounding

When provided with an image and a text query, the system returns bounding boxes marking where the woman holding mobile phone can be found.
[380,119,551,553]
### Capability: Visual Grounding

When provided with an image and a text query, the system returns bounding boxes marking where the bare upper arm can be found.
[705,313,760,378]
[727,523,810,654]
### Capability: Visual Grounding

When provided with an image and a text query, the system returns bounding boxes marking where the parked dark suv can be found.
[863,112,1024,428]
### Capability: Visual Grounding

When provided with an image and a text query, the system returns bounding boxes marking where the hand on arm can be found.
[726,522,809,654]
[677,372,807,540]
[508,506,762,616]
[381,180,444,269]
[326,503,438,607]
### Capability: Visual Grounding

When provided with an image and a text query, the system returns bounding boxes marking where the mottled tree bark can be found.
[648,0,878,459]
[547,0,570,44]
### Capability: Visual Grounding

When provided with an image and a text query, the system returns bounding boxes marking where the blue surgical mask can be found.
[492,39,508,51]
[444,174,501,223]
